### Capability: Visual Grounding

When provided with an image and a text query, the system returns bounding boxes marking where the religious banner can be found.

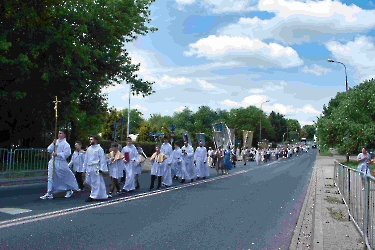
[243,130,254,149]
[196,133,205,145]
[182,132,192,146]
[212,122,234,149]
[229,128,236,147]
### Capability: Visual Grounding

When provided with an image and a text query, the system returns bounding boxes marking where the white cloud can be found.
[102,84,125,93]
[301,64,331,76]
[325,36,375,81]
[263,103,295,115]
[132,104,148,112]
[197,79,215,89]
[160,75,191,85]
[176,0,257,13]
[201,0,257,13]
[164,97,175,101]
[121,93,144,100]
[220,99,240,107]
[249,89,264,94]
[220,94,269,108]
[296,105,321,115]
[184,35,303,68]
[174,106,193,112]
[219,0,375,44]
[300,120,315,127]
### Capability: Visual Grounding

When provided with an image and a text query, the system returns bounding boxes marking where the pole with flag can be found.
[52,96,60,178]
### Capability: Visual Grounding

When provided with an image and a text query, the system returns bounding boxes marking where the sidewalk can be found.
[0,160,153,188]
[289,152,363,250]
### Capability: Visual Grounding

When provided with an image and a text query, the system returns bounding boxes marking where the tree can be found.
[0,0,157,148]
[137,121,157,142]
[316,79,375,153]
[100,109,123,141]
[303,125,316,141]
[120,108,145,135]
[268,111,288,143]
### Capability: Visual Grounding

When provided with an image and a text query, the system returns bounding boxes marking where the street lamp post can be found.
[127,84,131,138]
[327,59,348,92]
[259,100,270,145]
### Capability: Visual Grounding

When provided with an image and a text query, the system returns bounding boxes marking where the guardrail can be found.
[334,160,375,249]
[0,148,52,178]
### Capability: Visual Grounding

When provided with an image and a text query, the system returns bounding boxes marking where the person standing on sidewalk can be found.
[121,137,138,193]
[68,141,86,192]
[40,129,78,200]
[83,135,108,202]
[106,142,124,198]
[357,147,372,190]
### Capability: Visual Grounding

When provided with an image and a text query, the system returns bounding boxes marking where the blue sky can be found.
[102,0,375,127]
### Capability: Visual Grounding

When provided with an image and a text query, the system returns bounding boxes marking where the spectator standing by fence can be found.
[357,147,372,190]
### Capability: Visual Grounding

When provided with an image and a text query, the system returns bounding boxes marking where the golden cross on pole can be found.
[52,96,61,178]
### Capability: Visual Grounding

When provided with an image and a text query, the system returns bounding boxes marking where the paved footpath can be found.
[289,152,364,250]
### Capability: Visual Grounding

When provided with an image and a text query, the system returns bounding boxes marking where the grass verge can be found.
[319,148,333,156]
[325,196,343,204]
[327,207,346,221]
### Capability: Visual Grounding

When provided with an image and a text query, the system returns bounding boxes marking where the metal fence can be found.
[0,148,51,177]
[334,161,375,249]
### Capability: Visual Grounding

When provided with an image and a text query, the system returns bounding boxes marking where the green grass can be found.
[319,148,333,156]
[325,196,343,204]
[327,207,346,221]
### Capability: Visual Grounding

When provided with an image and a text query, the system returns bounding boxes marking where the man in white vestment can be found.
[169,141,182,180]
[161,136,173,187]
[40,130,78,200]
[194,140,209,179]
[121,137,138,193]
[68,141,86,192]
[181,140,195,182]
[83,135,108,202]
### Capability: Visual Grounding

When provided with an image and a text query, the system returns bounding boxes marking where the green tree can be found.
[120,108,145,135]
[303,125,316,141]
[268,111,288,143]
[0,0,157,148]
[137,121,157,142]
[101,109,123,140]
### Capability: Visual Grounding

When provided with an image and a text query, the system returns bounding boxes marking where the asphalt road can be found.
[0,150,317,250]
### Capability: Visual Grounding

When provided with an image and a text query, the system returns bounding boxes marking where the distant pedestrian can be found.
[68,141,86,192]
[106,142,124,198]
[149,145,167,190]
[40,130,78,200]
[357,147,371,190]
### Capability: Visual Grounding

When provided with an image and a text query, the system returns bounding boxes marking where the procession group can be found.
[40,130,234,202]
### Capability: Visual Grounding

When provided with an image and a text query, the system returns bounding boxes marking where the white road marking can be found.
[0,208,32,215]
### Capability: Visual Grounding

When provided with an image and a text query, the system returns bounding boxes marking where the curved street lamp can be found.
[327,59,348,92]
[260,100,270,144]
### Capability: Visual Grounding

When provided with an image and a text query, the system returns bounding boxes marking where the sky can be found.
[102,0,375,127]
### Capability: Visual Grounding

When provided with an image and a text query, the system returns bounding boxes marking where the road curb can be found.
[312,163,324,249]
[289,159,317,250]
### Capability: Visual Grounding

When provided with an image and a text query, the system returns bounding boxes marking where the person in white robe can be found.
[106,142,124,198]
[194,140,209,179]
[180,147,192,183]
[68,141,86,192]
[135,147,147,189]
[40,130,78,200]
[121,137,138,193]
[149,145,168,190]
[170,141,182,180]
[207,147,213,168]
[181,140,195,182]
[83,135,108,202]
[256,149,261,165]
[161,136,173,187]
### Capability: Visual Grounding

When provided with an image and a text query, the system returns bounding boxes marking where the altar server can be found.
[83,135,108,202]
[181,140,195,182]
[149,145,167,191]
[106,142,124,198]
[207,147,214,168]
[40,130,78,199]
[68,141,86,192]
[161,136,173,187]
[194,140,209,179]
[170,141,182,180]
[121,137,138,193]
[135,147,147,190]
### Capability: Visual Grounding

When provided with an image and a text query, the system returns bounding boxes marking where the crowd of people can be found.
[39,129,311,202]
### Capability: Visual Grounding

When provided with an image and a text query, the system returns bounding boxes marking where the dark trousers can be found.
[120,170,126,183]
[75,172,84,190]
[135,174,140,188]
[149,175,162,189]
[109,177,121,193]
